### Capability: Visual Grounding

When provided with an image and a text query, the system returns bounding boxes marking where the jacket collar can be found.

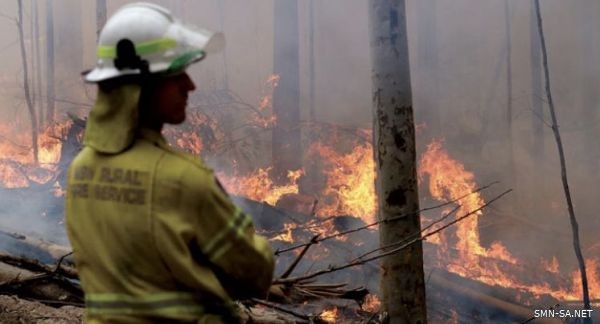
[138,128,168,148]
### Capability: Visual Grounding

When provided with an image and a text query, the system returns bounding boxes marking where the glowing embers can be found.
[319,306,338,323]
[0,121,71,188]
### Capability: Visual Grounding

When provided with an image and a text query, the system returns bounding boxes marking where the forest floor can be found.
[0,295,83,324]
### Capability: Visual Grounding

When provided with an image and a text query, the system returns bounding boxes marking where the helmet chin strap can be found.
[114,39,150,75]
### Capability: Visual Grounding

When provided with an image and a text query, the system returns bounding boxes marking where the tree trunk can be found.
[308,0,316,124]
[45,0,55,123]
[534,1,592,321]
[17,0,39,164]
[529,0,544,161]
[54,0,83,112]
[33,0,44,128]
[579,0,600,173]
[272,0,301,183]
[96,0,107,38]
[504,0,517,214]
[216,0,229,90]
[29,0,36,117]
[414,0,440,138]
[369,1,427,323]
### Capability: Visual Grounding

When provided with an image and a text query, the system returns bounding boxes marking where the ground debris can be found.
[0,294,83,324]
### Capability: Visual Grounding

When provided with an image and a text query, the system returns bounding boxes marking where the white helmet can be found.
[84,2,224,83]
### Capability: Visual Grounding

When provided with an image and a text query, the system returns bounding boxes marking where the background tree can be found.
[32,0,43,127]
[369,0,427,322]
[534,1,592,321]
[16,0,38,163]
[271,0,301,183]
[45,0,55,123]
[96,0,107,38]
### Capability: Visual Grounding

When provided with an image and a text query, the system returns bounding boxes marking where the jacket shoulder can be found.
[154,147,215,188]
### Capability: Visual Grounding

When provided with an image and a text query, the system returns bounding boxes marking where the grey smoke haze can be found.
[0,0,597,274]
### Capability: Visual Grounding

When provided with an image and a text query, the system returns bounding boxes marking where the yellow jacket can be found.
[66,85,274,323]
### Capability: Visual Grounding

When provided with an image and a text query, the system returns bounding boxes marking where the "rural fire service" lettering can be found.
[70,166,149,205]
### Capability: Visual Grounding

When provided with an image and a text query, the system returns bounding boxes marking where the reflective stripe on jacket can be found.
[66,128,274,323]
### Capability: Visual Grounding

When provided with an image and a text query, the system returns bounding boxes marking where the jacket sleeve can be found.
[163,161,275,300]
[195,176,275,300]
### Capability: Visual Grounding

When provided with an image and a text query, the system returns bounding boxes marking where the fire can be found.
[363,294,381,312]
[253,74,279,128]
[419,139,600,303]
[309,142,376,224]
[319,306,338,323]
[542,256,560,274]
[565,258,600,301]
[0,121,70,188]
[271,222,296,243]
[419,139,516,265]
[218,168,302,206]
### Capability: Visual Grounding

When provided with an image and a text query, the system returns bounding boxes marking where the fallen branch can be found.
[250,298,310,322]
[274,189,512,284]
[0,252,77,279]
[275,181,499,255]
[356,204,460,261]
[279,235,319,279]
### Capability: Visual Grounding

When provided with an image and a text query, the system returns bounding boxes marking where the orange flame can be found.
[218,168,302,206]
[252,74,280,128]
[363,294,381,312]
[309,142,376,224]
[419,139,600,302]
[319,306,338,323]
[0,121,71,188]
[542,257,560,274]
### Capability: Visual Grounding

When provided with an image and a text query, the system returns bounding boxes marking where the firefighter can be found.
[65,3,274,323]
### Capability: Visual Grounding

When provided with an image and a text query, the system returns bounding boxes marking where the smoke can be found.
[0,1,597,317]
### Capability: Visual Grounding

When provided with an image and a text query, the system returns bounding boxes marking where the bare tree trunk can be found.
[45,0,55,124]
[33,0,44,128]
[504,0,517,213]
[29,0,36,115]
[96,0,107,38]
[17,0,39,164]
[369,1,427,323]
[529,0,544,160]
[534,1,592,321]
[54,0,83,111]
[414,0,440,138]
[216,0,229,90]
[272,0,301,183]
[579,0,600,173]
[308,0,316,123]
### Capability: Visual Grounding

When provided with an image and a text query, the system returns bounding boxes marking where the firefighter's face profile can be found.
[145,72,196,125]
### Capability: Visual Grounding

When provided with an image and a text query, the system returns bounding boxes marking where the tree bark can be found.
[308,0,316,124]
[54,0,83,110]
[369,1,427,323]
[534,1,592,321]
[529,0,544,161]
[272,0,302,183]
[33,0,44,128]
[45,0,55,123]
[414,0,440,138]
[96,0,107,39]
[17,0,39,164]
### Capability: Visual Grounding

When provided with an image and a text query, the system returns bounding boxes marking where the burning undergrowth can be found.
[0,76,598,321]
